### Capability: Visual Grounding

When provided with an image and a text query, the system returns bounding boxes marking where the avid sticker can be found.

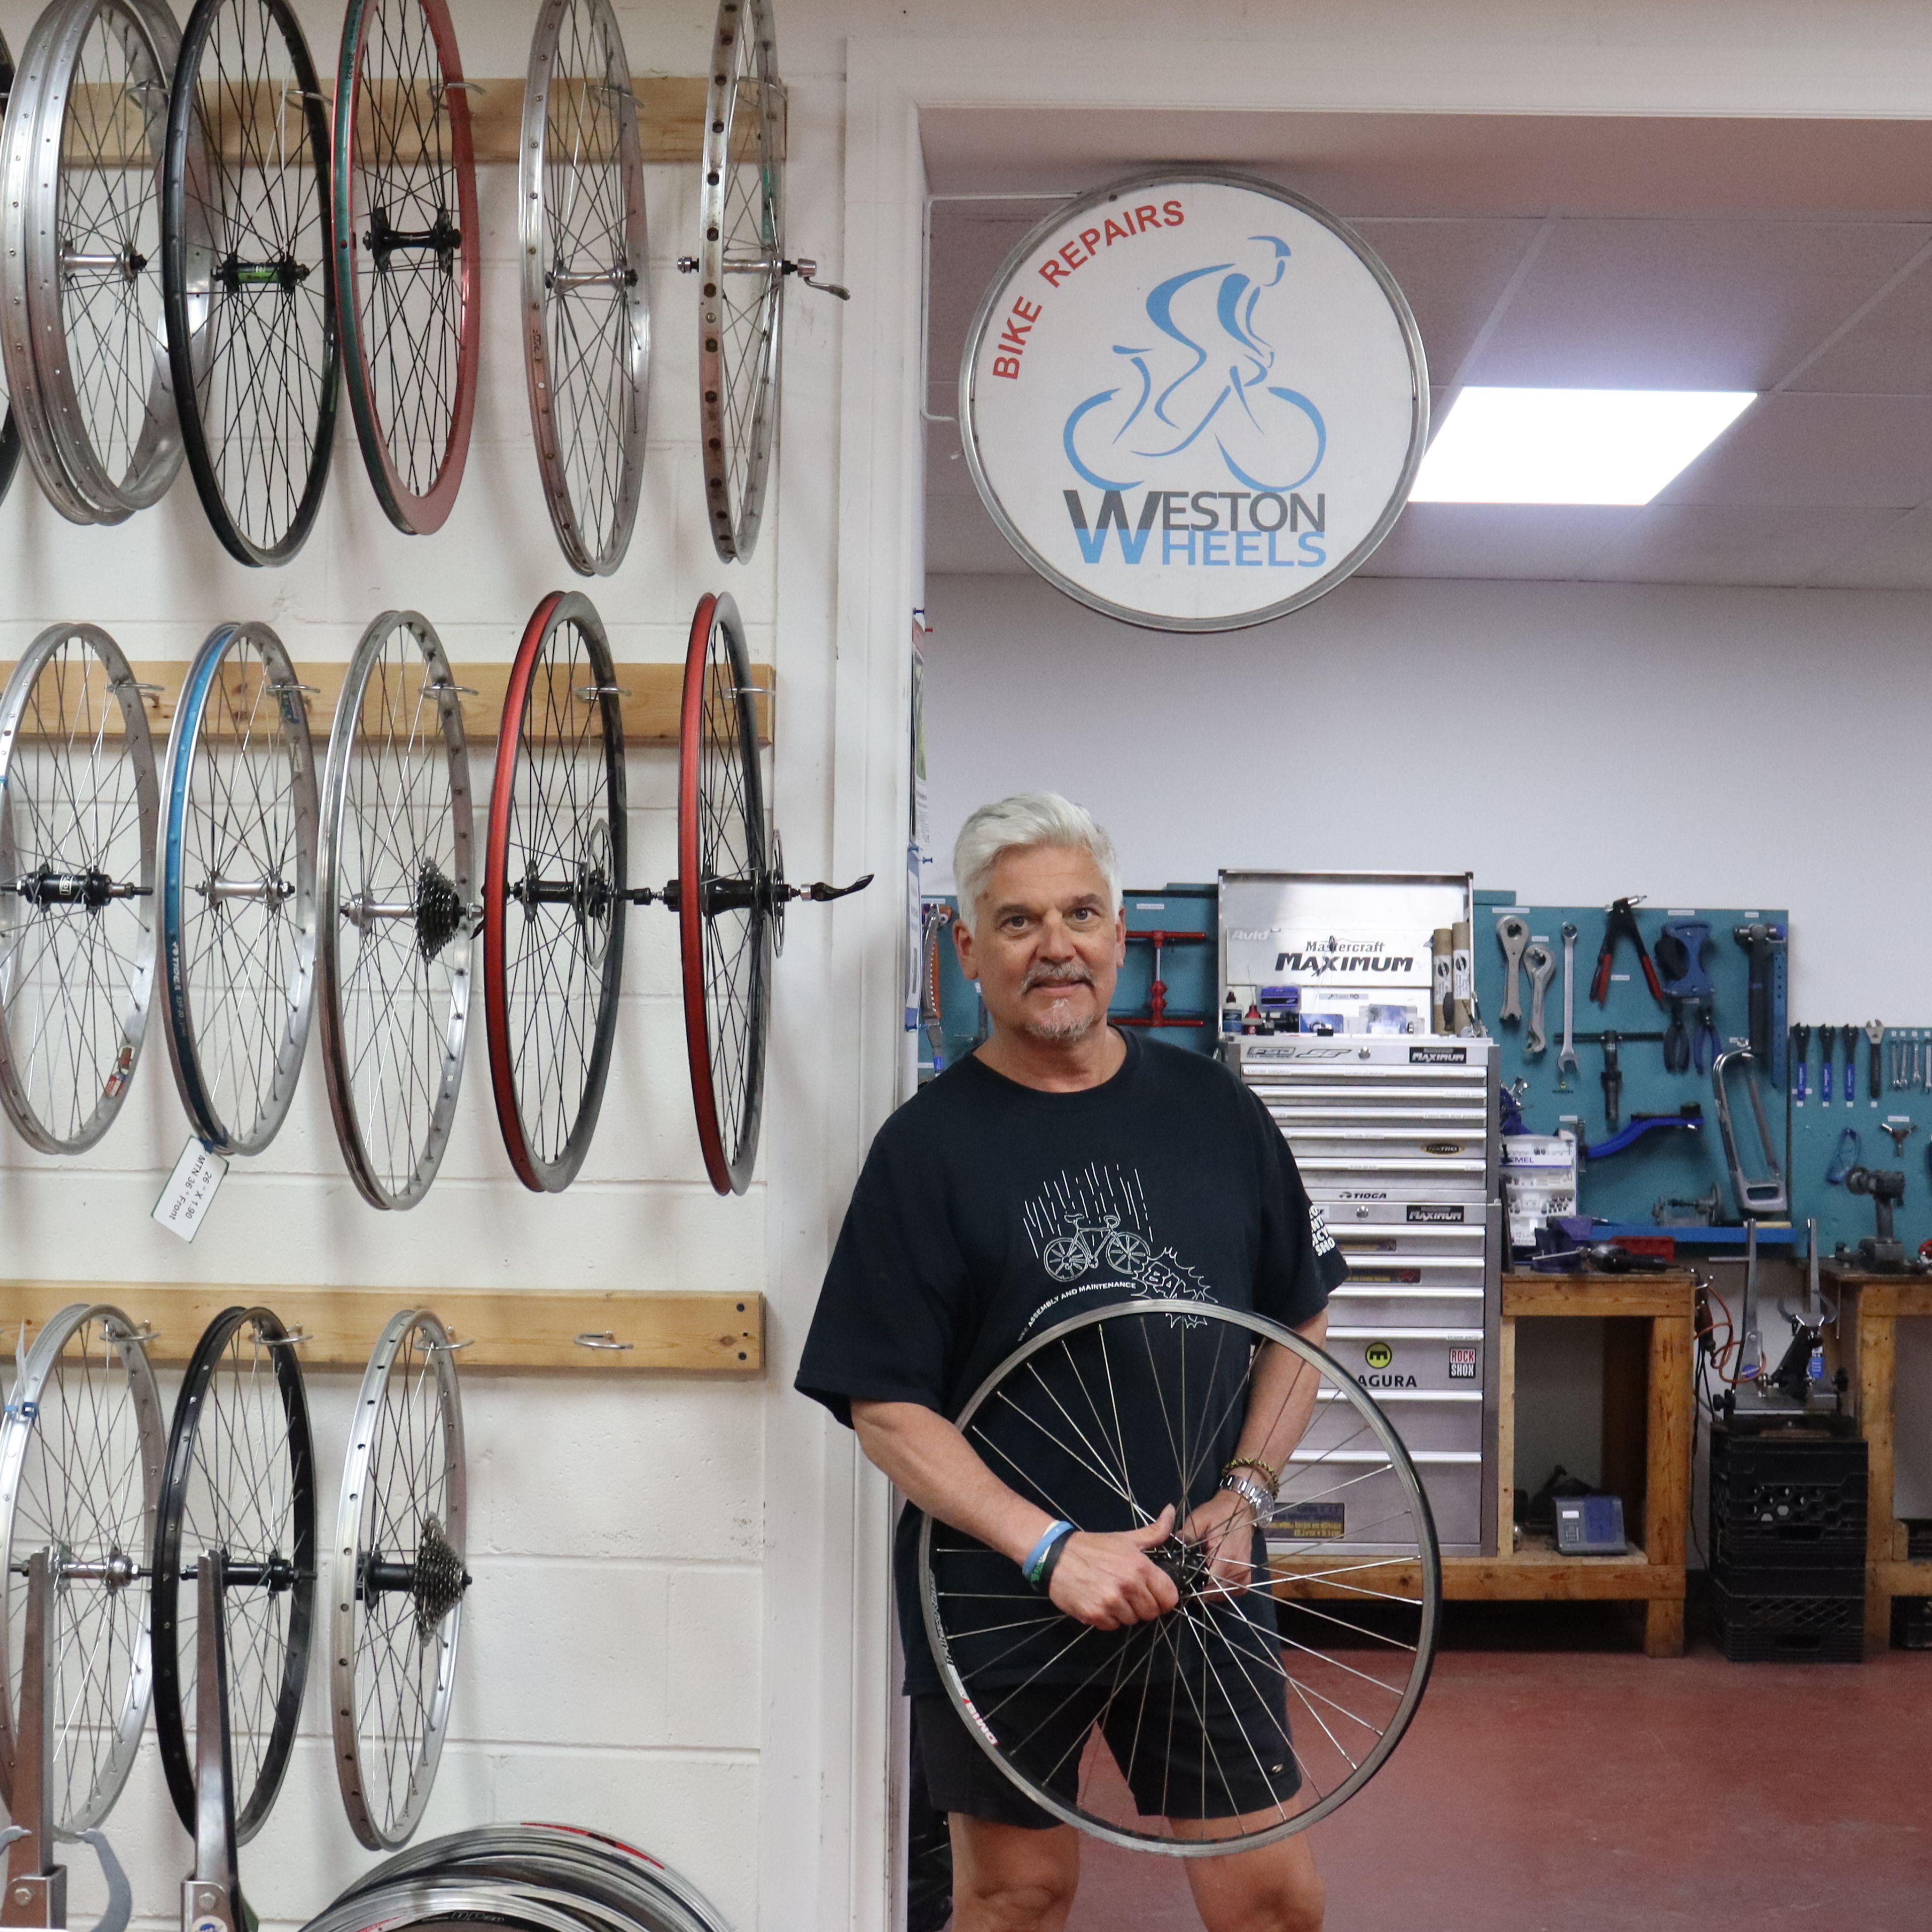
[152,1138,229,1243]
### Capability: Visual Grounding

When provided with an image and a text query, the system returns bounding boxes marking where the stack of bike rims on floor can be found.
[1707,1420,1869,1663]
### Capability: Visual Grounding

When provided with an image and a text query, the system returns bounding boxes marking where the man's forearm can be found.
[851,1399,1056,1566]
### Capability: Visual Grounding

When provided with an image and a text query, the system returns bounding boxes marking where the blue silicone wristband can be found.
[1023,1520,1074,1585]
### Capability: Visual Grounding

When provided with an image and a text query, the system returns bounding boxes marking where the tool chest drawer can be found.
[1327,1286,1487,1330]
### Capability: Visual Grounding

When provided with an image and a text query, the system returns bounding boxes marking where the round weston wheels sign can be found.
[959,173,1428,632]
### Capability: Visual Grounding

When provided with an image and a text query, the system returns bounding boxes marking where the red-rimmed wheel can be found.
[678,592,771,1196]
[484,592,626,1192]
[334,0,481,534]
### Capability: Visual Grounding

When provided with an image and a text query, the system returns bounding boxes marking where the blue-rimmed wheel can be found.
[159,623,319,1155]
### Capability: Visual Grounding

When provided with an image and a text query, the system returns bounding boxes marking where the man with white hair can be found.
[797,793,1344,1932]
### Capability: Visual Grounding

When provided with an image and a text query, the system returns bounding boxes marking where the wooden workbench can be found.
[1829,1271,1932,1649]
[1274,1271,1694,1656]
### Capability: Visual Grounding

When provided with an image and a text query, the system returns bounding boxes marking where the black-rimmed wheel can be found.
[921,1299,1439,1855]
[164,0,339,566]
[151,1305,316,1843]
[677,591,768,1196]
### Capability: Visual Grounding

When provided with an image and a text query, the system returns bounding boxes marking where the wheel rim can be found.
[0,625,158,1155]
[677,592,768,1196]
[695,0,782,564]
[0,29,18,514]
[23,0,187,521]
[332,1309,467,1848]
[164,0,339,566]
[520,0,649,577]
[333,0,480,535]
[482,591,626,1193]
[318,612,473,1211]
[0,1303,164,1832]
[159,622,319,1156]
[151,1306,316,1843]
[920,1299,1440,1855]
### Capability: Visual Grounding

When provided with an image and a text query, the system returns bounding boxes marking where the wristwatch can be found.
[1220,1472,1274,1521]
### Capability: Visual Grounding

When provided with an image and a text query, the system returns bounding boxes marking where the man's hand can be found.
[1047,1506,1180,1629]
[1179,1489,1260,1598]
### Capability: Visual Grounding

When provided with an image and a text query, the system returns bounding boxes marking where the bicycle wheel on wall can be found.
[0,1303,165,1831]
[164,0,339,566]
[482,592,626,1193]
[151,1305,315,1843]
[0,0,187,523]
[0,29,18,513]
[0,625,158,1153]
[332,1308,468,1849]
[521,0,649,577]
[691,0,782,563]
[677,591,769,1196]
[334,0,480,535]
[318,612,473,1211]
[159,622,319,1156]
[921,1299,1439,1855]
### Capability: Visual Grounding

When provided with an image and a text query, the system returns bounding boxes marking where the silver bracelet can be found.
[1220,1473,1274,1521]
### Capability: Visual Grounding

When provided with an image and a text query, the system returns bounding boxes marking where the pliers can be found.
[1665,993,1721,1074]
[1590,896,1665,1007]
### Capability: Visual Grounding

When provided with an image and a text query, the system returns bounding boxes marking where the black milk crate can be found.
[1710,1575,1864,1664]
[1709,1424,1867,1562]
[1904,1520,1932,1560]
[1893,1596,1932,1650]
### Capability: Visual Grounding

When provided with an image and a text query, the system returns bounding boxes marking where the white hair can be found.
[952,792,1122,933]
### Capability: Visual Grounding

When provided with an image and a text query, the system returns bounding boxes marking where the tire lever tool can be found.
[1866,1020,1885,1102]
[1792,1023,1810,1105]
[1590,896,1664,1007]
[1819,1025,1834,1109]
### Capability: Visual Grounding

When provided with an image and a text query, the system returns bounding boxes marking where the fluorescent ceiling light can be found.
[1410,387,1756,506]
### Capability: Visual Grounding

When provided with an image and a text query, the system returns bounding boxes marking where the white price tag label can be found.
[152,1138,229,1242]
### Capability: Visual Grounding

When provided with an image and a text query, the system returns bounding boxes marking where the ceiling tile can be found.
[1466,219,1930,391]
[1656,393,1932,507]
[1808,505,1932,589]
[1785,247,1932,395]
[1351,220,1543,383]
[1356,504,1642,580]
[1576,504,1901,586]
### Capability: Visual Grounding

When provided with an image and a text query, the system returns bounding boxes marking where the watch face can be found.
[961,172,1427,633]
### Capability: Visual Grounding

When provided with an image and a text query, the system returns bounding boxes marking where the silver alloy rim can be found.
[920,1298,1440,1855]
[695,0,782,564]
[160,621,319,1155]
[303,1878,699,1932]
[0,0,189,523]
[0,623,158,1154]
[318,612,472,1211]
[0,1302,165,1831]
[520,0,650,576]
[331,1308,467,1849]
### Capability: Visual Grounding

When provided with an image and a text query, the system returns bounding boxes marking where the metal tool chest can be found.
[1222,1033,1503,1554]
[1217,866,1503,1557]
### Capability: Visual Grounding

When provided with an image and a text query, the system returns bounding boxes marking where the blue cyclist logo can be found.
[1062,235,1326,494]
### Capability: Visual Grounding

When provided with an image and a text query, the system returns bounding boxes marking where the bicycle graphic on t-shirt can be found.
[1041,1214,1154,1283]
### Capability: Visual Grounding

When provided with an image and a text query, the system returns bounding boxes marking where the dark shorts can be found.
[913,1664,1301,1831]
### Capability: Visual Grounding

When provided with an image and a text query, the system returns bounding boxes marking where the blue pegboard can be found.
[1788,1024,1932,1260]
[1477,891,1790,1242]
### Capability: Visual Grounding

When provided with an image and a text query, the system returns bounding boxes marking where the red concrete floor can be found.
[1062,1609,1932,1932]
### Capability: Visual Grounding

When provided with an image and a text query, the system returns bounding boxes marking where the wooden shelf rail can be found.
[0,659,774,749]
[0,1284,763,1375]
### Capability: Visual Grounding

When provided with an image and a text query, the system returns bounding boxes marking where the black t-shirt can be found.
[795,1031,1347,1694]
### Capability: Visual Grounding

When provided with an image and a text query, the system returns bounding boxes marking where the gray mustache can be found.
[1023,965,1094,991]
